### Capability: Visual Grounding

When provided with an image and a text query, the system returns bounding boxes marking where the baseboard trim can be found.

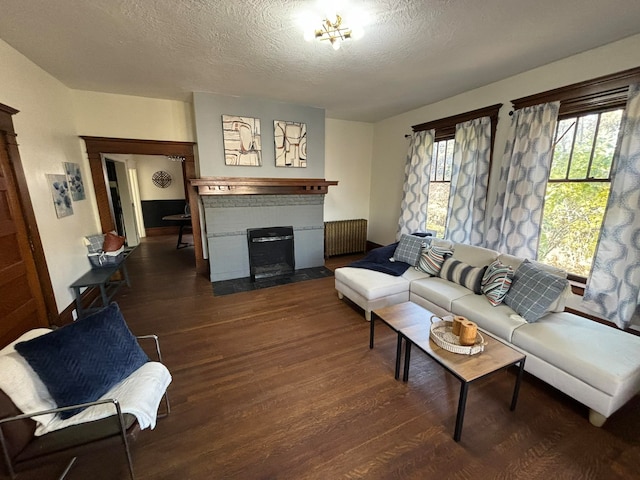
[145,226,180,237]
[57,288,101,327]
[366,240,383,251]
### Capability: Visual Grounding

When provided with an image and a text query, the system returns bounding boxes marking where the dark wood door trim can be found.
[80,136,207,275]
[0,102,58,327]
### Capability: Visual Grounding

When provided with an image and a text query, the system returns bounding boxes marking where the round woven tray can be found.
[429,316,486,355]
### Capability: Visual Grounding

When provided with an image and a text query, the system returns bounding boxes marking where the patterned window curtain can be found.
[582,83,640,329]
[444,116,492,245]
[397,130,434,237]
[485,102,560,258]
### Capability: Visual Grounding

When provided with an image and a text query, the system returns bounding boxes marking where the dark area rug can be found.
[212,267,334,296]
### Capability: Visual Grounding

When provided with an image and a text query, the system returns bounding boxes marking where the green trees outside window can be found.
[538,109,623,277]
[426,139,454,237]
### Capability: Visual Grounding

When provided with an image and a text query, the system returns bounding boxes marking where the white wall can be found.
[324,119,373,223]
[71,90,194,141]
[0,38,195,314]
[0,38,101,314]
[369,33,640,246]
[135,155,185,201]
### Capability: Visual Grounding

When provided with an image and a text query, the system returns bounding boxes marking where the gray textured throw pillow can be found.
[391,234,427,266]
[504,260,569,322]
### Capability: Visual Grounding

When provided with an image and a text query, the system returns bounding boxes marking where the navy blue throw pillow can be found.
[15,303,148,419]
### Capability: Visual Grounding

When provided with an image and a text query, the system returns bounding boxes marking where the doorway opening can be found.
[106,160,126,238]
[81,136,206,275]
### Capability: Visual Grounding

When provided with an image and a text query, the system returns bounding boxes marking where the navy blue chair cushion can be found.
[15,303,148,419]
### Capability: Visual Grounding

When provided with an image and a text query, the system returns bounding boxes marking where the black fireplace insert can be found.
[247,226,295,281]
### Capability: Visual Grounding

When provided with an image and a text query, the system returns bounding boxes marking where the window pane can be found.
[568,114,598,179]
[443,139,454,181]
[550,119,574,179]
[434,142,447,181]
[430,146,438,179]
[426,182,450,238]
[590,109,622,179]
[538,182,610,277]
[428,139,454,237]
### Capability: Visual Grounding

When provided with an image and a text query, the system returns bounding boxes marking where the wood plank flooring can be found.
[9,236,640,479]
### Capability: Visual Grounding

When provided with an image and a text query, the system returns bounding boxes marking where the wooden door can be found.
[0,107,48,346]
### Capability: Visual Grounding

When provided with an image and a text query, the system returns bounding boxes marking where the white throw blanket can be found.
[38,362,171,435]
[0,329,172,436]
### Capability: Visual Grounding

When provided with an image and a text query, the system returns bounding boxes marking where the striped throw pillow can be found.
[418,244,453,276]
[439,258,487,294]
[481,259,515,306]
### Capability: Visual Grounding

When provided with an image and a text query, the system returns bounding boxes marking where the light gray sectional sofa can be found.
[335,236,640,427]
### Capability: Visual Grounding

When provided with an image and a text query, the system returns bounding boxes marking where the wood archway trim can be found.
[80,136,207,275]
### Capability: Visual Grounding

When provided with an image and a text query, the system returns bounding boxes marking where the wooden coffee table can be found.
[373,302,526,442]
[370,302,433,379]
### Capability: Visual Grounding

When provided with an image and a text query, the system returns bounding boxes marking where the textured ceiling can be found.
[2,0,640,122]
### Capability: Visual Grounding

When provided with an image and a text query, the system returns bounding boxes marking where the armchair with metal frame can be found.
[0,335,170,480]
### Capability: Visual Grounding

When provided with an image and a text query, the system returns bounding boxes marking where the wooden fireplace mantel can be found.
[190,177,338,195]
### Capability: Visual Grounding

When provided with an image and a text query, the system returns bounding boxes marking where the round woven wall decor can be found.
[152,171,172,188]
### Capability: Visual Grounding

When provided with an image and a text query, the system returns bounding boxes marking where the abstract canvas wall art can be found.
[274,120,307,168]
[222,115,262,166]
[63,162,86,200]
[47,174,73,218]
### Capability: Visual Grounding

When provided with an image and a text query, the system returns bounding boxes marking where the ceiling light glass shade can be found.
[350,25,364,40]
[332,38,341,50]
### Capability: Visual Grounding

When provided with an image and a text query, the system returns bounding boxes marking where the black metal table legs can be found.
[398,336,526,443]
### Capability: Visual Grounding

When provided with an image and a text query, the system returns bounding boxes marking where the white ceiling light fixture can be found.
[304,12,364,50]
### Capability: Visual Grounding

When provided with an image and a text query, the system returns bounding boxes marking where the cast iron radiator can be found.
[324,219,367,257]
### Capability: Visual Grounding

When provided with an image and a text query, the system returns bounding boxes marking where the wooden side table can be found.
[162,214,191,249]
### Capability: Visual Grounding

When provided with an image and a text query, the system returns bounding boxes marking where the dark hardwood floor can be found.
[10,236,640,479]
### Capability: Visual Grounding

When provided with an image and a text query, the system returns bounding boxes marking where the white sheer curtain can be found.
[397,130,434,237]
[445,116,492,245]
[485,102,560,258]
[583,84,640,329]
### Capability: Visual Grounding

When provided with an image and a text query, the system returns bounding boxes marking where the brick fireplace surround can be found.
[191,178,338,282]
